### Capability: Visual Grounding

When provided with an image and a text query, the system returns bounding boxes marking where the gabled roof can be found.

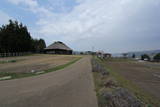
[45,41,72,51]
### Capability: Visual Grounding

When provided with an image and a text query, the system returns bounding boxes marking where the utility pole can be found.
[92,46,94,52]
[92,46,95,56]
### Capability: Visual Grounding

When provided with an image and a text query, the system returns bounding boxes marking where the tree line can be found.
[140,53,160,62]
[0,20,46,53]
[131,53,160,62]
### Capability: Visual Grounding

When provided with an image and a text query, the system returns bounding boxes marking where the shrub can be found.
[132,54,135,58]
[153,53,160,62]
[141,54,150,61]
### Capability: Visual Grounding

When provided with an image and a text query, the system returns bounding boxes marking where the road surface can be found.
[0,56,98,107]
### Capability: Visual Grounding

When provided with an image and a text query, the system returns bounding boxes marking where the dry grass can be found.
[0,54,81,73]
[0,54,82,80]
[97,57,160,107]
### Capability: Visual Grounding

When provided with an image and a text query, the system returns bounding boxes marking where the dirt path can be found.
[0,56,98,107]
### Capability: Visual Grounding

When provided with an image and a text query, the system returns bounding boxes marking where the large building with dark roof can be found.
[44,41,73,55]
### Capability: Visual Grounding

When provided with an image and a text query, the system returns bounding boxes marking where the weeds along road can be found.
[0,56,98,107]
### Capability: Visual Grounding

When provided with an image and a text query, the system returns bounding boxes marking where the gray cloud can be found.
[6,0,160,53]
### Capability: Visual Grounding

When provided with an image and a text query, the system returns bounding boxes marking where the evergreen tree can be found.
[141,54,150,61]
[132,54,135,58]
[153,53,160,62]
[0,20,46,53]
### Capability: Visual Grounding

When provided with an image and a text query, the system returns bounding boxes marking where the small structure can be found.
[96,51,112,59]
[85,51,95,55]
[96,51,104,59]
[44,41,72,55]
[104,53,112,58]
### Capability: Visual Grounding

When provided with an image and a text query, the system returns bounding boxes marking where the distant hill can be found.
[113,49,160,57]
[127,50,160,57]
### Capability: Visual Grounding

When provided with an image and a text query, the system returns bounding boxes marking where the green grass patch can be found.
[95,57,160,107]
[0,57,82,80]
[0,72,35,79]
[0,60,17,64]
[93,72,104,93]
[0,58,27,64]
[93,72,109,107]
[45,57,81,73]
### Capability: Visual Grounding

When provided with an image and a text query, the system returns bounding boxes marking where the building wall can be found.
[45,49,72,55]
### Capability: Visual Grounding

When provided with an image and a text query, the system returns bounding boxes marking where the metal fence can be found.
[0,52,31,57]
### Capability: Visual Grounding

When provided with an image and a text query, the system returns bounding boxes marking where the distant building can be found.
[96,51,112,59]
[85,51,95,55]
[96,51,104,58]
[104,53,112,58]
[44,41,72,55]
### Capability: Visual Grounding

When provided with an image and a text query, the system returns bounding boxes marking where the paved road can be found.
[0,56,98,107]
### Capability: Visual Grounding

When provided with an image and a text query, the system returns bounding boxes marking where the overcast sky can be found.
[0,0,160,53]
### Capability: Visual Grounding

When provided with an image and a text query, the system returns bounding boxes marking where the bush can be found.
[132,54,136,58]
[153,53,160,62]
[141,54,150,61]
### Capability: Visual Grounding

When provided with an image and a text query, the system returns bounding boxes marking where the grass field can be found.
[95,57,160,107]
[0,54,81,80]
